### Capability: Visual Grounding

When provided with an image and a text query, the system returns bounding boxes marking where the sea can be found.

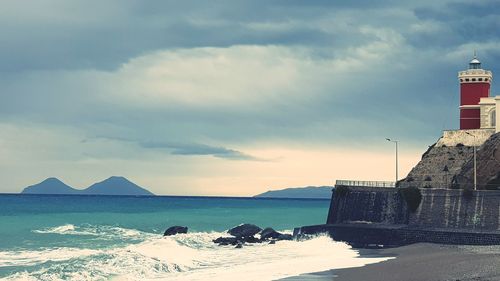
[0,194,390,281]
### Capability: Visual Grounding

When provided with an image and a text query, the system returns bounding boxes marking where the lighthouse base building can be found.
[478,97,499,131]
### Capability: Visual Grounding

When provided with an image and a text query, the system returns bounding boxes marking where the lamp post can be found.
[386,138,399,187]
[465,132,477,191]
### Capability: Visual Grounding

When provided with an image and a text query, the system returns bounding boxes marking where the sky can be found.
[1,0,500,196]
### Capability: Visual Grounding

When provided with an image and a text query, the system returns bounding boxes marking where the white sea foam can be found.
[32,224,150,240]
[1,229,393,281]
[33,224,76,234]
[0,247,101,267]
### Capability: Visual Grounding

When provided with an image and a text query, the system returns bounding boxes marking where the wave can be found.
[32,224,150,240]
[1,228,392,281]
[32,224,77,234]
[0,247,101,267]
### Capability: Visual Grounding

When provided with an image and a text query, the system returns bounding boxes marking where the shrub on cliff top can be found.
[399,187,422,213]
[335,185,350,197]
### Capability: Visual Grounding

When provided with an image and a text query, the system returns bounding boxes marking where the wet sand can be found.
[280,243,500,281]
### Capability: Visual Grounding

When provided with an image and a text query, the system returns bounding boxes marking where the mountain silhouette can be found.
[20,176,154,196]
[254,186,333,199]
[22,178,79,194]
[83,176,154,196]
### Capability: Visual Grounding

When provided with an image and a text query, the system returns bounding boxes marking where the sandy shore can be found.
[280,243,500,281]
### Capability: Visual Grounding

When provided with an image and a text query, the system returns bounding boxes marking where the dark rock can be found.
[243,236,261,243]
[235,243,243,249]
[163,226,188,236]
[228,224,262,238]
[260,227,282,240]
[277,234,293,241]
[213,237,239,245]
[269,240,276,244]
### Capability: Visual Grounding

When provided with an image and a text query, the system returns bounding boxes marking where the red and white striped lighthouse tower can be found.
[458,54,493,129]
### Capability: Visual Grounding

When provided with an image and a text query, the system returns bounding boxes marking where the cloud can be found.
[142,141,259,160]
[171,145,252,160]
[2,0,500,195]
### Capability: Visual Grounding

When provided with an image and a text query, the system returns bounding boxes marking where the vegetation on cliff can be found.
[399,187,422,212]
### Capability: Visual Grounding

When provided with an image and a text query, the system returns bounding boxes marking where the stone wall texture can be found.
[328,186,500,231]
[313,186,500,246]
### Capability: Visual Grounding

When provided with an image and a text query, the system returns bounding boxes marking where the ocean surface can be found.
[0,194,390,281]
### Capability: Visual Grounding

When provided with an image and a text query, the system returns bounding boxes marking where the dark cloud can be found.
[0,0,398,72]
[1,0,500,148]
[409,0,500,49]
[91,136,260,161]
[141,141,259,161]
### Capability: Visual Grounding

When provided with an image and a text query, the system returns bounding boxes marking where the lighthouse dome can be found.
[469,57,481,69]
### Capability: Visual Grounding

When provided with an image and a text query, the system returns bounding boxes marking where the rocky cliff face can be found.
[401,132,500,190]
[399,143,473,189]
[454,133,500,190]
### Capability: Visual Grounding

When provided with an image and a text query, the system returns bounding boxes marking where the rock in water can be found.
[277,234,293,241]
[228,224,262,238]
[260,227,282,240]
[213,237,239,245]
[163,226,188,236]
[235,243,243,249]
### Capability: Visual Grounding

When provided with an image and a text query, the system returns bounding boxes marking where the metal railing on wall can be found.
[335,180,396,188]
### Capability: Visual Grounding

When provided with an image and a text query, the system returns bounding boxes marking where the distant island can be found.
[254,186,333,199]
[21,176,154,196]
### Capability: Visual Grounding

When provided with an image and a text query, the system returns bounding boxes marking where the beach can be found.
[283,243,500,281]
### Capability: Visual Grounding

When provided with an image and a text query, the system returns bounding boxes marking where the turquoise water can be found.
[0,195,329,251]
[0,194,388,280]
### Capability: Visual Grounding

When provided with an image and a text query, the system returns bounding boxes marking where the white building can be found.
[479,96,499,132]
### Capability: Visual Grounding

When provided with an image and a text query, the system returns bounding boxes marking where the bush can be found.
[335,185,350,197]
[399,187,422,212]
[456,143,464,147]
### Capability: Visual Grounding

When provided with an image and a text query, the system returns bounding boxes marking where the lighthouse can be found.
[458,54,493,129]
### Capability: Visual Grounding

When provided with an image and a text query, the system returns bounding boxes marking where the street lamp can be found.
[465,132,477,191]
[386,138,399,187]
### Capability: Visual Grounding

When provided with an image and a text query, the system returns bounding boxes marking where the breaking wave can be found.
[32,224,148,239]
[1,225,392,281]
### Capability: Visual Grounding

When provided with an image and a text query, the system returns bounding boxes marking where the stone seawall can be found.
[296,186,500,247]
[328,186,500,231]
[296,224,500,247]
[412,189,500,231]
[327,186,409,225]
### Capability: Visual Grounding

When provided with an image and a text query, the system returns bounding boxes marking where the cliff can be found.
[399,144,473,189]
[400,131,500,190]
[454,133,500,190]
